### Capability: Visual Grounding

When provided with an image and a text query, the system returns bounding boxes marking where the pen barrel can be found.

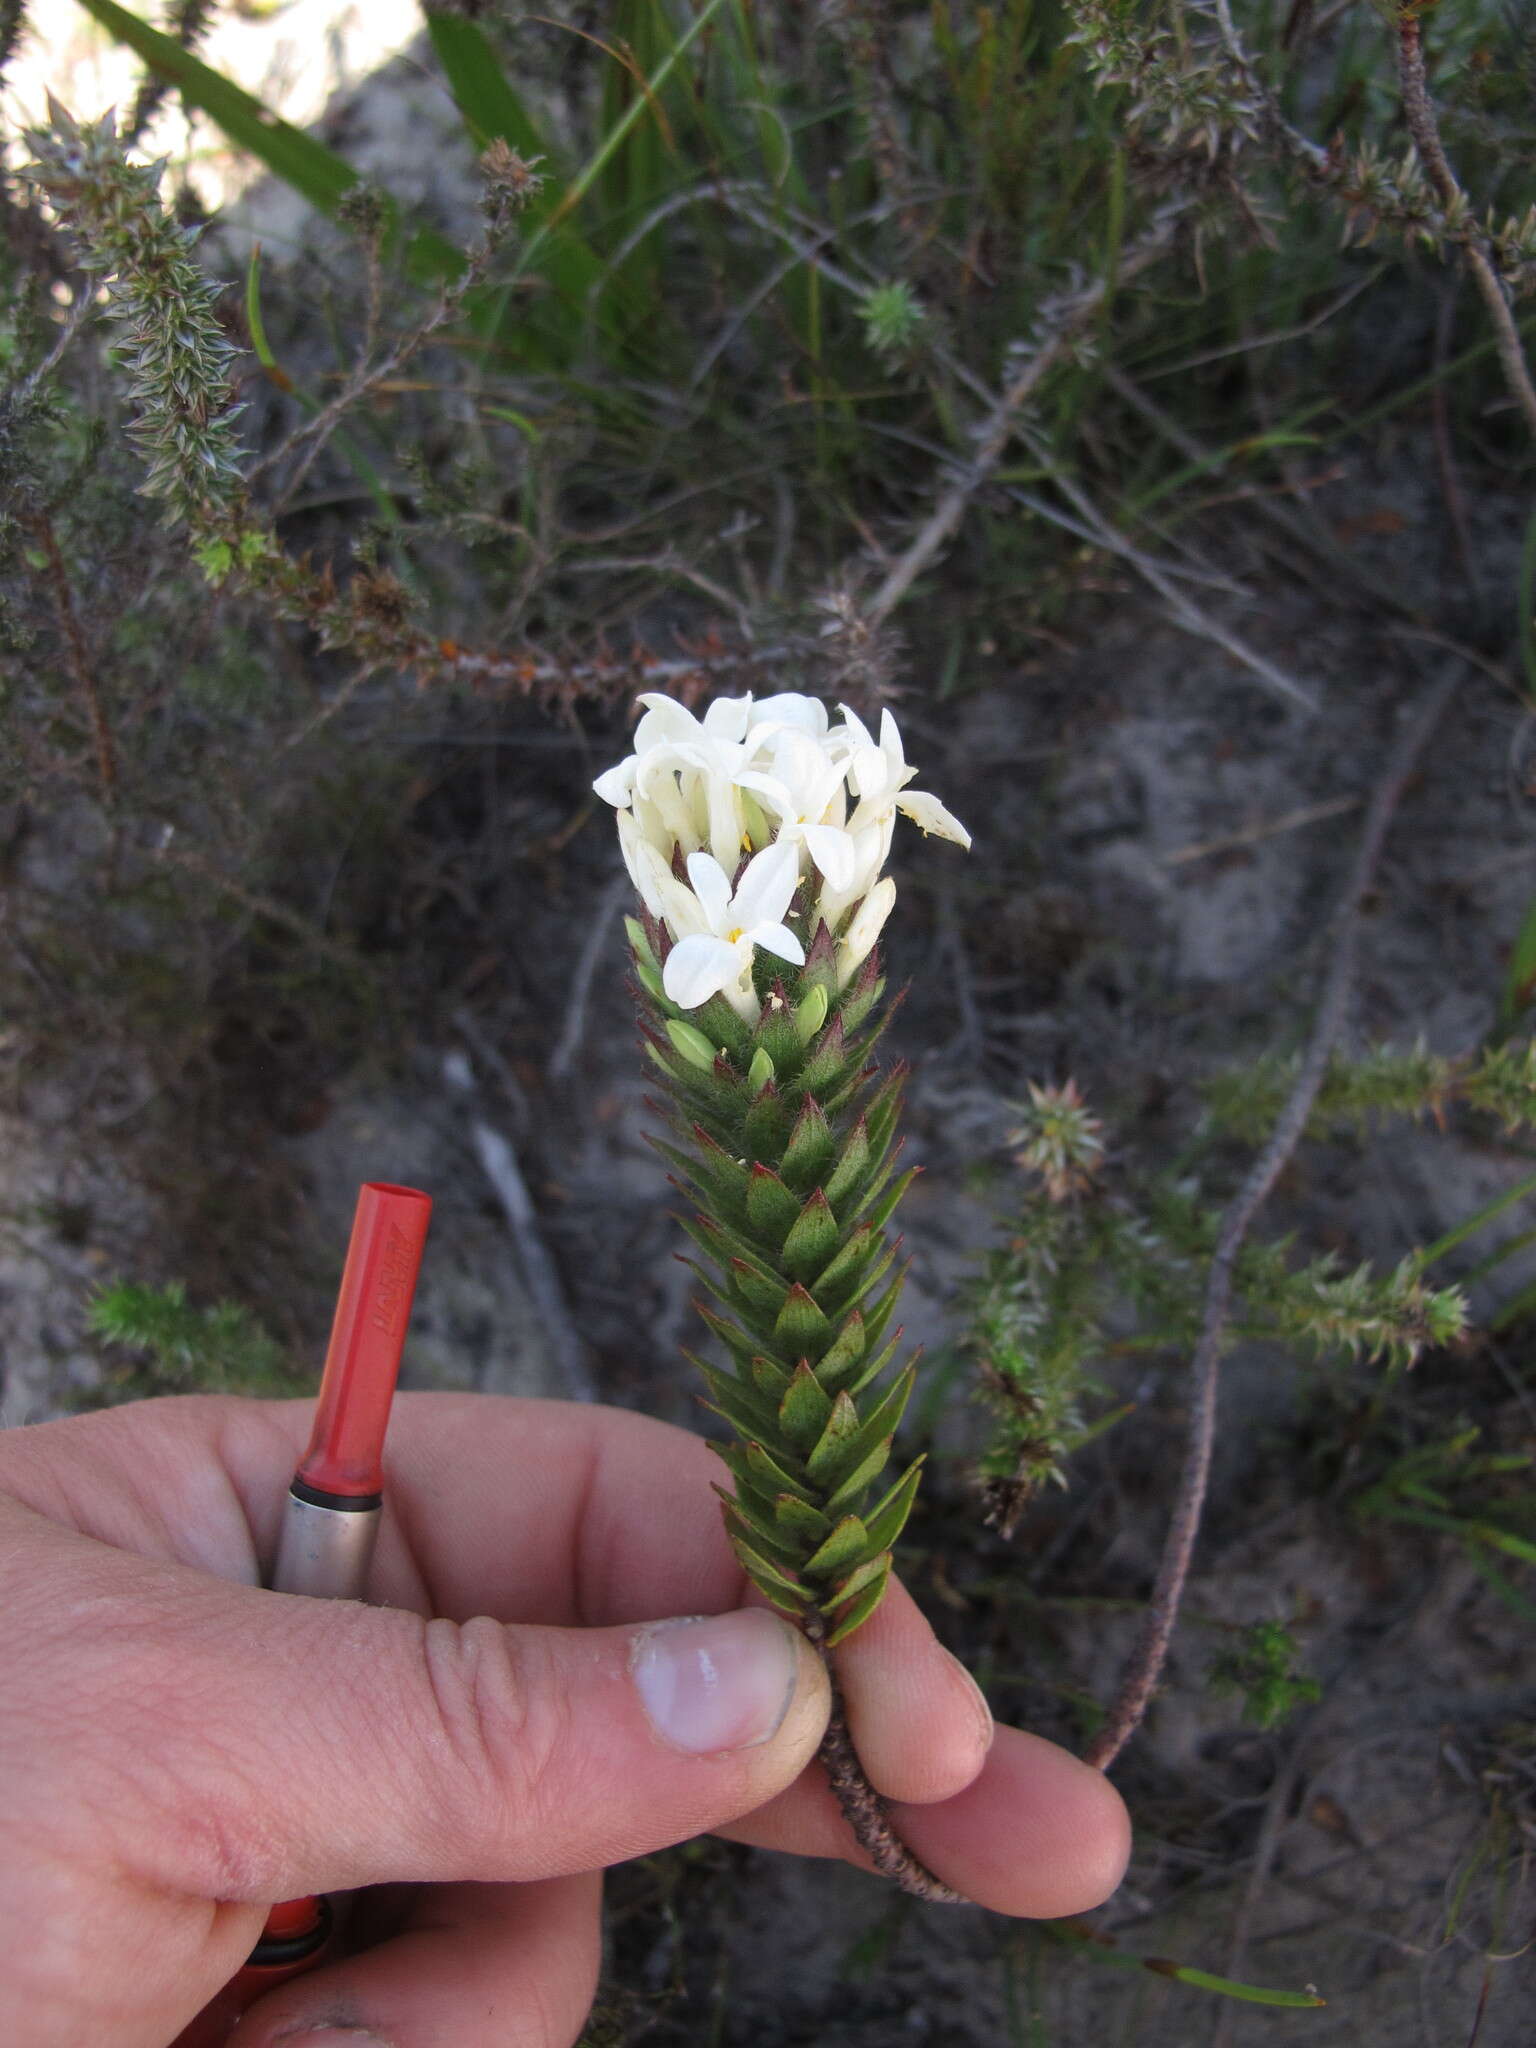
[270,1484,381,1601]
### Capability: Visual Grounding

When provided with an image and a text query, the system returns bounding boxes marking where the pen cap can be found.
[296,1182,431,1498]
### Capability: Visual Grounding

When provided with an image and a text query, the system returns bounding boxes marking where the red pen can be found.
[172,1181,432,2048]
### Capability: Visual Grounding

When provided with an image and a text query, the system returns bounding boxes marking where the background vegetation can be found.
[3,1,1535,2040]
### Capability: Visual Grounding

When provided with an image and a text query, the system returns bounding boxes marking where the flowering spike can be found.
[602,687,973,1903]
[601,697,967,1637]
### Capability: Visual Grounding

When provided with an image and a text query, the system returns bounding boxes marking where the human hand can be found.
[0,1392,1129,2047]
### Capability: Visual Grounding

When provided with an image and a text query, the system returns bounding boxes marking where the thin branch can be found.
[1,287,97,420]
[1007,463,1319,711]
[1394,11,1536,445]
[1099,362,1412,618]
[443,1049,598,1404]
[154,836,365,968]
[254,191,523,504]
[865,208,1183,626]
[548,873,629,1082]
[1162,795,1361,868]
[1086,665,1458,1774]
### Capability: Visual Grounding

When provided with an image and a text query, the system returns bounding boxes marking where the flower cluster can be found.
[595,692,970,1018]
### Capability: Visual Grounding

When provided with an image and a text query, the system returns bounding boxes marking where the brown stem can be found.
[801,1608,966,1905]
[1086,666,1458,1774]
[32,508,116,801]
[865,209,1182,627]
[1396,12,1536,445]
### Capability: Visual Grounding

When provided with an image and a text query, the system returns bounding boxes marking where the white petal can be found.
[814,819,888,930]
[657,868,709,939]
[663,934,741,1010]
[702,694,754,740]
[731,837,800,929]
[749,692,828,735]
[835,703,875,752]
[800,821,857,891]
[878,707,906,773]
[635,755,697,849]
[704,771,745,873]
[749,921,806,967]
[838,877,897,986]
[736,768,795,819]
[896,788,972,849]
[633,697,700,750]
[685,849,733,932]
[617,811,670,917]
[592,757,637,807]
[849,743,890,800]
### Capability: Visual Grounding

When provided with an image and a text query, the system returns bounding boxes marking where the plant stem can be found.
[1395,10,1536,445]
[801,1608,966,1905]
[1085,665,1458,1773]
[866,208,1180,626]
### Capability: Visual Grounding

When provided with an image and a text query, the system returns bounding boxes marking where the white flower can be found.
[594,693,755,808]
[833,705,972,849]
[662,841,806,1016]
[594,693,757,870]
[737,728,859,891]
[598,692,970,993]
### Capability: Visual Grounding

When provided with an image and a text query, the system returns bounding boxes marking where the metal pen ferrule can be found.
[270,1482,382,1601]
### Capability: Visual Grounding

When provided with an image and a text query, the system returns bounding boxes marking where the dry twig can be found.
[443,1048,597,1404]
[1086,665,1458,1773]
[1395,12,1536,446]
[548,873,630,1083]
[865,209,1183,626]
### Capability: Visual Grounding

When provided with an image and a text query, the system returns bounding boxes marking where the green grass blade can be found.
[1462,1551,1536,1625]
[1408,1169,1536,1276]
[425,12,558,164]
[1143,1961,1325,2008]
[1493,1265,1536,1332]
[426,9,616,352]
[523,0,730,257]
[243,243,287,385]
[73,0,462,282]
[1496,896,1536,1034]
[244,244,398,524]
[1043,1923,1324,2007]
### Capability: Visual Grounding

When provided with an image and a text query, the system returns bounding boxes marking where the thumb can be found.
[23,1522,831,1903]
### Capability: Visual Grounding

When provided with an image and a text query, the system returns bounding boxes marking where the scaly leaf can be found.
[823,1559,892,1645]
[780,1096,836,1189]
[746,1164,802,1245]
[778,1359,834,1449]
[781,1189,842,1279]
[773,1283,831,1352]
[803,1513,871,1577]
[805,1389,861,1486]
[813,1366,915,1494]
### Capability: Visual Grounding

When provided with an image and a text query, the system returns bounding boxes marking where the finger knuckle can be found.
[416,1615,569,1868]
